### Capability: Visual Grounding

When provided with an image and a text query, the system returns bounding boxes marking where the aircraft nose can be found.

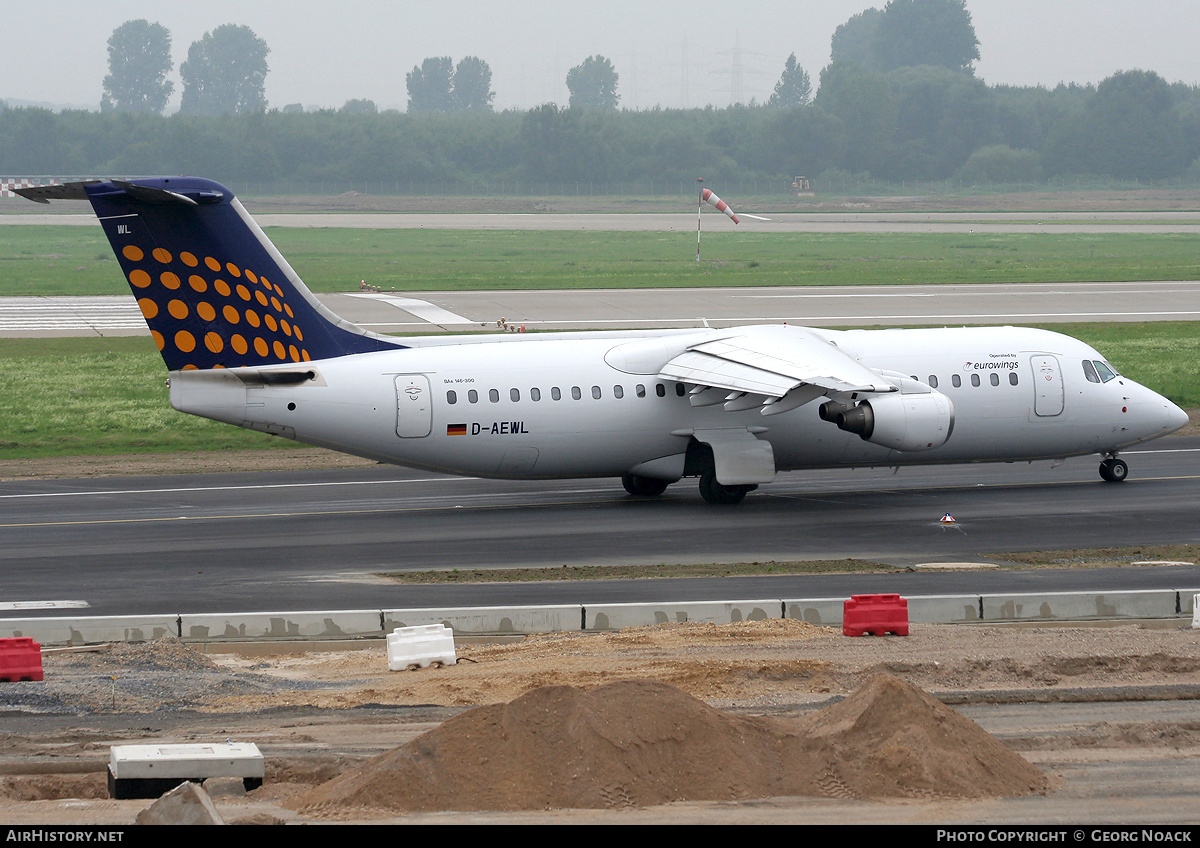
[1165,400,1190,434]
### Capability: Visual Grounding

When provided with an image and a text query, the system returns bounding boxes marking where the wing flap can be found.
[658,325,894,407]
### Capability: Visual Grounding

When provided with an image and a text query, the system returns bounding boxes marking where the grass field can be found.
[1,322,1196,461]
[2,226,1199,296]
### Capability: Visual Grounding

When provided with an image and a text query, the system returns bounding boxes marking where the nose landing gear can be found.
[1099,454,1129,483]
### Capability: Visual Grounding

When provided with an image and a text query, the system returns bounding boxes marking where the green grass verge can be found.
[3,227,1199,295]
[0,322,1196,461]
[0,337,292,458]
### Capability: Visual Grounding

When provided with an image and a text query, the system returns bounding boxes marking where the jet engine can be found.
[832,391,955,451]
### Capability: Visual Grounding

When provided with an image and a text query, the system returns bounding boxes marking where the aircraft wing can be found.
[657,324,896,413]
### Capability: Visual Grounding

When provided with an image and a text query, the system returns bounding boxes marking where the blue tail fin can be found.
[20,177,403,370]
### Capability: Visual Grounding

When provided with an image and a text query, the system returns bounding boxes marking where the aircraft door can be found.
[1030,355,1064,417]
[395,374,432,438]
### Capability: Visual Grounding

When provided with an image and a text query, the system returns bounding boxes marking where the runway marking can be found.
[0,477,456,500]
[0,600,89,610]
[344,293,472,325]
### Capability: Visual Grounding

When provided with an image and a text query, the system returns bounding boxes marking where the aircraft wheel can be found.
[622,474,669,497]
[1099,457,1129,483]
[698,470,750,505]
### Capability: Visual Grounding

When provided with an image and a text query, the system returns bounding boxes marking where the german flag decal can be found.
[447,423,467,436]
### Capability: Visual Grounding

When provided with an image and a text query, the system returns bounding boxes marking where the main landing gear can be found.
[1099,454,1129,483]
[698,469,755,505]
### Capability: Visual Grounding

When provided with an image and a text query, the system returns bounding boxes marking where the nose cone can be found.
[1165,399,1191,435]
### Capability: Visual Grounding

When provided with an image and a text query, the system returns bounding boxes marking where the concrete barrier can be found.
[383,604,581,635]
[982,590,1180,622]
[783,597,846,626]
[181,610,384,641]
[0,614,179,645]
[584,600,781,631]
[4,589,1198,645]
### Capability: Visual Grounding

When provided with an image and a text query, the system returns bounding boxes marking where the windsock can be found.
[701,188,740,224]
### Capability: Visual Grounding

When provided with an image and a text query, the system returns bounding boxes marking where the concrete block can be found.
[585,600,781,631]
[0,614,178,646]
[181,610,383,641]
[134,781,225,825]
[384,605,582,635]
[111,742,263,801]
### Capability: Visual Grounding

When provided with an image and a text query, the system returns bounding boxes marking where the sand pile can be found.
[294,674,1048,816]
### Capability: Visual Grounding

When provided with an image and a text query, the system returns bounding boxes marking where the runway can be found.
[2,439,1198,616]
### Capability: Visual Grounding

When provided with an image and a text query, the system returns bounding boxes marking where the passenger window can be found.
[971,374,980,387]
[571,386,582,400]
[447,390,457,404]
[489,389,499,403]
[1009,372,1018,386]
[636,384,646,398]
[551,387,561,401]
[656,384,666,397]
[468,389,478,403]
[928,375,938,388]
[531,388,541,401]
[510,388,520,402]
[1083,360,1101,383]
[676,384,686,397]
[592,386,602,399]
[990,373,999,386]
[614,385,624,399]
[1094,361,1117,383]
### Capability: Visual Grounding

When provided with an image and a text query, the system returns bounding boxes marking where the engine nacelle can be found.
[834,391,955,451]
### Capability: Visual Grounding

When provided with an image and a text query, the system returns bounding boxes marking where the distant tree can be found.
[281,103,304,114]
[1074,70,1187,180]
[407,57,454,112]
[179,24,269,115]
[566,55,619,110]
[873,0,979,73]
[340,98,377,115]
[830,1,978,74]
[830,8,884,69]
[100,20,174,114]
[768,54,812,107]
[452,56,495,112]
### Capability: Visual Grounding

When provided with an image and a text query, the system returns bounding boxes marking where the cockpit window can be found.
[1082,360,1100,383]
[1094,360,1118,382]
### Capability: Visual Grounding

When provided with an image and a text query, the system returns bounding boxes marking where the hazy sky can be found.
[3,1,1198,113]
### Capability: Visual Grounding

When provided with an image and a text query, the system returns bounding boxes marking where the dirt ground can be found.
[2,619,1199,825]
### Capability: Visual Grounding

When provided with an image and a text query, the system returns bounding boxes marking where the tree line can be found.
[3,2,1199,189]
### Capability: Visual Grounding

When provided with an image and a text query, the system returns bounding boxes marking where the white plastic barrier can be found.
[387,624,457,670]
[1193,594,1199,629]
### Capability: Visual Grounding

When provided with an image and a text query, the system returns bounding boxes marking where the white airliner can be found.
[19,178,1188,503]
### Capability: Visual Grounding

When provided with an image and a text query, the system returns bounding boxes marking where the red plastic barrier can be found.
[843,594,909,636]
[0,637,44,682]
